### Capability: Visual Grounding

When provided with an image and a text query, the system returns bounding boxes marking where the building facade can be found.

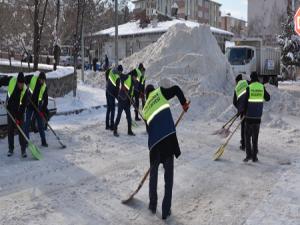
[133,0,222,27]
[221,13,247,37]
[248,0,300,46]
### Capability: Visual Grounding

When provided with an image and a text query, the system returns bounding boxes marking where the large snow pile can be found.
[122,23,234,95]
[121,23,235,120]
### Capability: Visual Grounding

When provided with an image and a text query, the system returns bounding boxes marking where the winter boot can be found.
[252,157,258,162]
[148,205,156,214]
[162,210,171,220]
[114,128,119,137]
[105,125,110,130]
[42,141,48,147]
[243,157,252,162]
[7,149,14,157]
[128,129,135,136]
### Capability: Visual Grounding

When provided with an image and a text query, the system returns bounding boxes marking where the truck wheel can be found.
[269,76,278,87]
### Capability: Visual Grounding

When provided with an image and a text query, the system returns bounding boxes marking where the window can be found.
[227,48,254,65]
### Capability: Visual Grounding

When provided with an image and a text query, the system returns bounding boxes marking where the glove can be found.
[15,119,22,126]
[182,101,190,112]
[140,92,144,99]
[39,111,45,119]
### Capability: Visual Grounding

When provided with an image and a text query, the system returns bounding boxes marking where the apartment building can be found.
[248,0,300,45]
[221,13,247,37]
[133,0,222,27]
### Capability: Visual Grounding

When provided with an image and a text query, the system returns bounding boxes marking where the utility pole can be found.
[114,0,118,66]
[81,21,85,82]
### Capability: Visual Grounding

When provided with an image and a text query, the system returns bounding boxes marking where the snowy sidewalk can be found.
[245,158,300,225]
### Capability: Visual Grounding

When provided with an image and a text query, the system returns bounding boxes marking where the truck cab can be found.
[226,46,256,78]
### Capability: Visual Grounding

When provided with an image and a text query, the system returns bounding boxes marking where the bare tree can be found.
[32,0,49,70]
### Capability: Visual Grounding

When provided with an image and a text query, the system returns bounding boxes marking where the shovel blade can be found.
[29,142,42,160]
[212,128,224,135]
[121,195,134,204]
[219,129,231,139]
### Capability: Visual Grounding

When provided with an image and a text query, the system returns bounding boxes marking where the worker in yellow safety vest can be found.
[233,74,249,150]
[0,72,28,157]
[24,72,48,147]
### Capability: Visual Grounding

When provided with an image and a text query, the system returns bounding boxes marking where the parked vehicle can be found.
[226,38,281,86]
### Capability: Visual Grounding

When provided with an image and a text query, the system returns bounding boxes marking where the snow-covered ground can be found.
[55,81,106,113]
[0,84,299,224]
[0,24,300,224]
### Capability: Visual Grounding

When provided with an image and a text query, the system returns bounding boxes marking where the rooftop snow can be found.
[93,19,234,37]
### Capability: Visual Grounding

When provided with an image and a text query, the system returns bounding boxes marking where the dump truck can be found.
[225,38,281,86]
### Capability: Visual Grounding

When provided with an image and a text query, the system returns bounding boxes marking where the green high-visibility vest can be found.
[248,82,264,103]
[29,76,46,102]
[124,75,134,96]
[136,68,145,85]
[7,77,27,105]
[235,80,248,99]
[142,88,170,125]
[108,69,119,87]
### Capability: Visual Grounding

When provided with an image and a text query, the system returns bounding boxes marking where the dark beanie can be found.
[145,84,155,99]
[117,65,123,73]
[17,72,25,83]
[138,63,145,71]
[235,74,243,83]
[38,71,46,80]
[250,72,258,81]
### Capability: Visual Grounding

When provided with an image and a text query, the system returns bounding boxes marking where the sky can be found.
[214,0,248,21]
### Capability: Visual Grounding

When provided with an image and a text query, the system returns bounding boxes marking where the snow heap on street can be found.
[122,23,235,120]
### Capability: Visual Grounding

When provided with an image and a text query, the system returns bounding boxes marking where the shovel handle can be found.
[222,113,239,129]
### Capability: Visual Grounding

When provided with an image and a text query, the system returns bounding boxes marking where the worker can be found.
[243,72,270,162]
[143,84,189,220]
[105,65,122,130]
[113,69,137,137]
[132,63,146,121]
[24,72,48,147]
[0,72,28,157]
[233,74,249,150]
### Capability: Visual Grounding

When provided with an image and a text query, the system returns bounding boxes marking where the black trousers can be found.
[149,151,174,216]
[245,122,260,159]
[241,118,245,147]
[114,100,132,131]
[134,91,145,117]
[105,91,116,128]
[7,115,26,153]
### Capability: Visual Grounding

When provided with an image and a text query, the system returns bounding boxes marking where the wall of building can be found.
[100,34,162,62]
[221,16,247,37]
[248,0,289,46]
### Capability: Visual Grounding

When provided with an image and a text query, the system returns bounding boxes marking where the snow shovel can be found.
[212,113,239,138]
[5,106,42,160]
[28,98,66,149]
[121,101,190,204]
[213,117,244,161]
